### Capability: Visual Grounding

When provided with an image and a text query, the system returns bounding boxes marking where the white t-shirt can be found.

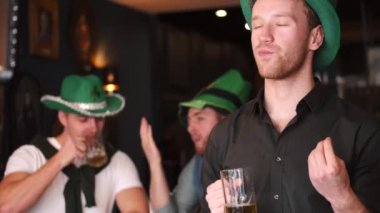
[4,137,143,213]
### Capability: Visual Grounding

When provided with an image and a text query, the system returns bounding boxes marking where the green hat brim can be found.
[41,93,125,117]
[240,0,341,71]
[178,94,238,125]
[179,95,236,113]
[177,69,252,125]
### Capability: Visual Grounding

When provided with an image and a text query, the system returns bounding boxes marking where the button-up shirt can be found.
[201,83,380,212]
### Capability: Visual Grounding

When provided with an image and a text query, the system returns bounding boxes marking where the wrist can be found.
[330,189,368,213]
[50,154,67,170]
[53,150,73,169]
[149,161,163,171]
[147,156,161,166]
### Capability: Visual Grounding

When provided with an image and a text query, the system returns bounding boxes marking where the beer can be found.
[224,204,257,213]
[87,154,108,168]
[86,139,107,168]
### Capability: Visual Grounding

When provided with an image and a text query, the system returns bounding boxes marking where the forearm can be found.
[331,188,369,213]
[148,162,171,210]
[117,187,149,213]
[0,154,65,212]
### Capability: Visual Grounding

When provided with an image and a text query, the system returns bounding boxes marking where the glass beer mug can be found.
[86,134,108,168]
[220,168,257,213]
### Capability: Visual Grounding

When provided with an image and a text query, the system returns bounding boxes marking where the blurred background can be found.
[0,0,380,196]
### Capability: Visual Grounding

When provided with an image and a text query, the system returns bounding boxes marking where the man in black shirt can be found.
[201,0,380,212]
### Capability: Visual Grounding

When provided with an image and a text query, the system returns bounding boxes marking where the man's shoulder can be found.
[179,155,197,176]
[208,99,256,146]
[215,99,256,130]
[330,95,380,126]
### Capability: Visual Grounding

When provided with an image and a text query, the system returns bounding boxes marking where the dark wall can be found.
[15,0,77,134]
[91,0,158,187]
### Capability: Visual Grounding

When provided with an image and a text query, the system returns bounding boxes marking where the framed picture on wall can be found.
[29,0,59,59]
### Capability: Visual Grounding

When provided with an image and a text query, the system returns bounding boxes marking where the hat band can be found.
[41,95,107,110]
[71,101,106,110]
[200,88,242,108]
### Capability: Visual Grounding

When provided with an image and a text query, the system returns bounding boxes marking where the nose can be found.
[88,118,99,133]
[256,24,274,43]
[187,120,196,135]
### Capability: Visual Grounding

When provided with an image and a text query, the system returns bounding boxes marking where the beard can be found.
[254,43,309,80]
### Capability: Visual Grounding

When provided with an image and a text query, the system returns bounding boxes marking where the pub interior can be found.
[0,0,379,205]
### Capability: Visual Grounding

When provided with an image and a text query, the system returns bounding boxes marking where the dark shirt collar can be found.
[251,78,328,116]
[298,79,328,114]
[251,88,264,116]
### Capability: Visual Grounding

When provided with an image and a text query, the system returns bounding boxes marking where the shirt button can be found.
[274,194,280,200]
[275,156,282,162]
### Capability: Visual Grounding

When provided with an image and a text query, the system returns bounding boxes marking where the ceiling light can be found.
[215,10,227,18]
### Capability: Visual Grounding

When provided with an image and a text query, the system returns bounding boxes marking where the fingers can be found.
[308,137,350,203]
[140,117,151,144]
[69,136,87,159]
[147,121,153,143]
[206,180,225,213]
[309,140,326,172]
[139,117,161,165]
[140,117,155,146]
[140,117,153,147]
[140,117,148,140]
[57,136,86,166]
[323,137,337,167]
[309,137,337,168]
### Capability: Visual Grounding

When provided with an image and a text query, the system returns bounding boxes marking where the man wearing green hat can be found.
[203,0,380,212]
[139,69,252,212]
[0,75,149,212]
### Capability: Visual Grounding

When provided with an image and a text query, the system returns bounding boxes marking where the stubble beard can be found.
[253,36,310,80]
[255,47,308,80]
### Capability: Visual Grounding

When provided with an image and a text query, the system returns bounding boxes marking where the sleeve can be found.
[200,120,230,213]
[154,199,177,213]
[200,108,243,213]
[155,157,199,213]
[352,120,380,212]
[4,145,45,176]
[111,151,143,195]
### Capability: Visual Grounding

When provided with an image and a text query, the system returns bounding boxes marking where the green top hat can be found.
[178,69,252,124]
[41,74,125,117]
[240,0,340,72]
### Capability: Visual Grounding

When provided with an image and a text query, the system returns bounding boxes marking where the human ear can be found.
[309,25,324,51]
[57,111,68,127]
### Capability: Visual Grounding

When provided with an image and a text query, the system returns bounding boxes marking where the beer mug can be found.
[86,135,107,168]
[220,168,257,213]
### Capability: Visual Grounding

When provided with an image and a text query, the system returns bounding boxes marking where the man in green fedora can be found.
[0,75,149,212]
[139,69,252,212]
[203,0,380,212]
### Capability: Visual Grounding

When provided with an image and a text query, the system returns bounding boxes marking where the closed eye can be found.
[276,23,289,27]
[252,24,263,30]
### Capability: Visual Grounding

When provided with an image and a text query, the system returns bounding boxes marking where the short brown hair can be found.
[302,1,321,29]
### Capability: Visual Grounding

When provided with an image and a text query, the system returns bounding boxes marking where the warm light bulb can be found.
[215,10,227,18]
[103,83,119,93]
[92,46,107,69]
